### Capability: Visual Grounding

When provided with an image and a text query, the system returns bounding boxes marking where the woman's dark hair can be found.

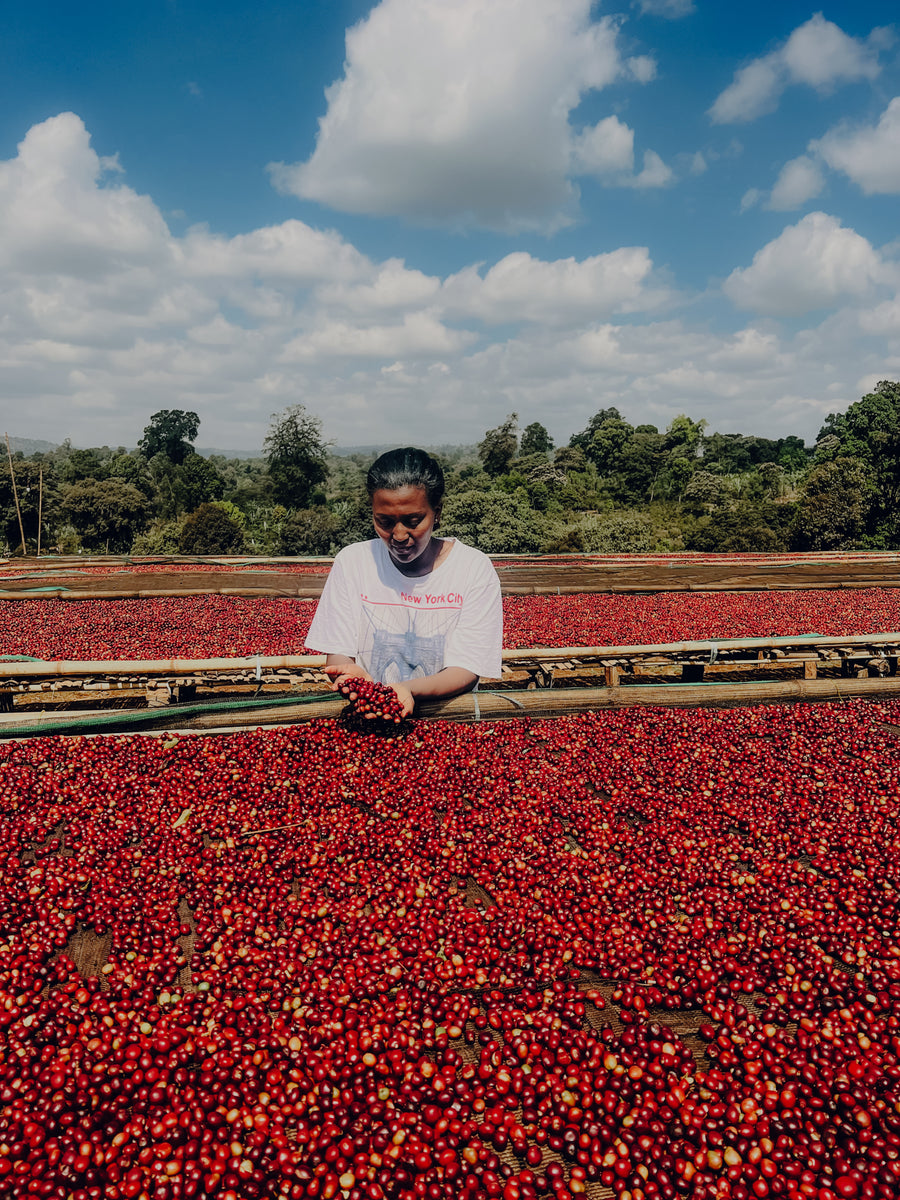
[366,447,445,510]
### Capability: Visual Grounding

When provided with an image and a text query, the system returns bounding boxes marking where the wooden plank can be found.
[114,675,900,732]
[4,553,900,598]
[503,632,900,660]
[0,654,328,679]
[3,633,899,683]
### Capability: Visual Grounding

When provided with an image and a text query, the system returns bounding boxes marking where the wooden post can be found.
[4,433,27,557]
[36,468,42,558]
[804,659,817,679]
[604,664,620,687]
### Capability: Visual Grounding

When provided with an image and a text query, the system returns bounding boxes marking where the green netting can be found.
[0,691,341,739]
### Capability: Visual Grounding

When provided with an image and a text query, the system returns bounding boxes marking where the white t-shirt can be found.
[306,538,503,682]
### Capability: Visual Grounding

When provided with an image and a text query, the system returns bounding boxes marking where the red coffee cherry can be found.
[338,677,405,723]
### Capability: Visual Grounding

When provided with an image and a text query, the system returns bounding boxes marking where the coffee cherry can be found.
[339,677,405,722]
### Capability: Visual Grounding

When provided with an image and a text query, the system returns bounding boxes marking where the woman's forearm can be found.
[406,667,478,702]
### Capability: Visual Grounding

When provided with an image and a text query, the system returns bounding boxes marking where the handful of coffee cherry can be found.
[338,677,406,723]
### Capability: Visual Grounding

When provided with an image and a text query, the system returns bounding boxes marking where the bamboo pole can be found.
[6,571,900,600]
[8,577,900,602]
[36,468,42,559]
[75,675,900,735]
[0,631,898,682]
[4,434,27,557]
[5,674,900,740]
[0,653,328,679]
[502,631,900,659]
[0,586,324,601]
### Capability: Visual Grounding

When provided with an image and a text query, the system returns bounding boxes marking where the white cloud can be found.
[181,221,371,283]
[280,313,473,362]
[569,116,672,188]
[0,113,172,278]
[859,298,900,337]
[626,55,657,84]
[767,155,825,210]
[709,14,887,124]
[634,0,694,17]
[269,0,664,231]
[625,150,673,189]
[316,261,441,314]
[724,212,891,316]
[781,13,886,89]
[815,96,900,194]
[709,56,784,125]
[7,111,900,452]
[571,116,636,176]
[441,248,668,325]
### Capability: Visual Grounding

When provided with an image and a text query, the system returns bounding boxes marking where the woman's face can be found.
[372,484,440,568]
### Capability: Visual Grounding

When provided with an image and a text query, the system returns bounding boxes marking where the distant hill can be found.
[194,446,263,460]
[5,438,475,461]
[6,436,58,456]
[6,438,263,460]
[333,444,477,458]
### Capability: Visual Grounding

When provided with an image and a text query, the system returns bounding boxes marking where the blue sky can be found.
[1,1,899,452]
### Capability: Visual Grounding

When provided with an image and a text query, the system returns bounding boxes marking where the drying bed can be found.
[5,590,900,660]
[2,701,900,1198]
[5,555,900,602]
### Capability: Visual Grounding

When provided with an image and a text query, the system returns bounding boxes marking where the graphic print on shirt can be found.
[360,591,464,684]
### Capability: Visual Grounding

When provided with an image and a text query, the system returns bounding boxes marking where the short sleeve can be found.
[305,552,361,657]
[442,555,503,679]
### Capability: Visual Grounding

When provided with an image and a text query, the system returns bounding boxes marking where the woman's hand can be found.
[356,681,414,721]
[321,662,373,696]
[387,682,415,719]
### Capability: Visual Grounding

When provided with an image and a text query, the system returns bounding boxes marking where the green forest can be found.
[4,382,900,556]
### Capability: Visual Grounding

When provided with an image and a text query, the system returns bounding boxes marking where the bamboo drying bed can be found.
[2,633,900,733]
[5,676,900,740]
[2,552,900,597]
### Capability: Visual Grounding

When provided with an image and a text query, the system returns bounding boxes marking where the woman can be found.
[306,447,503,717]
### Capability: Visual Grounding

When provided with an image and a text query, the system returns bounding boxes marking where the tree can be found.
[569,407,623,454]
[703,432,752,474]
[579,513,654,553]
[778,436,809,470]
[683,470,730,512]
[757,462,785,498]
[0,458,49,552]
[441,486,544,553]
[686,503,789,552]
[812,381,900,544]
[176,452,226,513]
[179,503,246,554]
[60,448,108,484]
[519,422,554,458]
[478,413,519,478]
[143,452,224,520]
[106,451,155,498]
[584,416,632,474]
[792,457,872,550]
[553,446,586,475]
[278,507,341,555]
[614,429,665,503]
[664,414,707,456]
[264,405,330,509]
[139,410,200,464]
[60,479,149,551]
